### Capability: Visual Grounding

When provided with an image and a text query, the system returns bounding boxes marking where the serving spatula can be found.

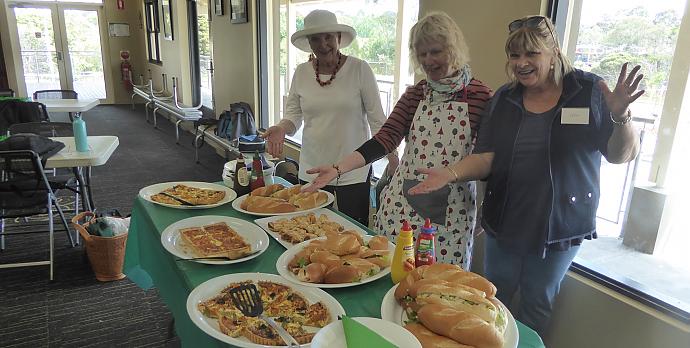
[227,283,301,347]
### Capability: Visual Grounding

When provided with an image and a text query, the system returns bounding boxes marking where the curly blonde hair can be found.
[504,16,573,87]
[409,12,470,75]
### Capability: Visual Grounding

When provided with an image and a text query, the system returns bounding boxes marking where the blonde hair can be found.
[504,16,573,87]
[409,12,470,75]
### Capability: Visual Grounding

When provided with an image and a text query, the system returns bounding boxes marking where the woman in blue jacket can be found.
[408,16,643,337]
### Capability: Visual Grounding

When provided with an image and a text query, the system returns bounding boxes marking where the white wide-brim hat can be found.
[290,9,357,52]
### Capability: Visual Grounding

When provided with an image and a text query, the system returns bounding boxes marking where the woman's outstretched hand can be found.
[599,62,645,119]
[302,165,338,192]
[262,125,287,157]
[407,167,454,195]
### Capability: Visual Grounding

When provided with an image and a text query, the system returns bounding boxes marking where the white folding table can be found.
[46,136,119,212]
[39,98,100,121]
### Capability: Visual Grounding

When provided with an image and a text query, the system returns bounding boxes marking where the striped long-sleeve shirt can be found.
[356,78,493,163]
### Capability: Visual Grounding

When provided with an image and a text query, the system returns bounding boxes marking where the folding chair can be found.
[8,122,82,243]
[0,150,75,280]
[33,89,78,121]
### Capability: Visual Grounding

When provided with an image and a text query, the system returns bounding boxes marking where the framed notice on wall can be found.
[230,0,247,23]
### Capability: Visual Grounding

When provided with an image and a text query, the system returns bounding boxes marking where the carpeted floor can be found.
[0,105,227,347]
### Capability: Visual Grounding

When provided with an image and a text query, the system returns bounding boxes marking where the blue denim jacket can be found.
[477,69,614,255]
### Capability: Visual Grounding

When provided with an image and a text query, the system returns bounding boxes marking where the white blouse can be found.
[283,56,386,185]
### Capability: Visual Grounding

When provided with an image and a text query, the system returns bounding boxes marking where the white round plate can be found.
[161,216,269,265]
[231,191,335,216]
[139,181,237,209]
[311,317,421,348]
[380,284,519,348]
[186,273,346,347]
[276,235,395,288]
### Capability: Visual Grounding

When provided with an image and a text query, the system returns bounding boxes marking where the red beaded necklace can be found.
[314,52,342,87]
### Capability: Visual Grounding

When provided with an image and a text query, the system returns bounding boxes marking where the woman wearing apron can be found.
[304,12,492,269]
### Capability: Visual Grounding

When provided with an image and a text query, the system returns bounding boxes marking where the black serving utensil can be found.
[159,192,196,206]
[227,283,300,347]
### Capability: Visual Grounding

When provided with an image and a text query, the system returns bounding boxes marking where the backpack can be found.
[214,102,257,142]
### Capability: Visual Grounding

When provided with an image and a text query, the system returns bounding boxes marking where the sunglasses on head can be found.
[508,16,557,45]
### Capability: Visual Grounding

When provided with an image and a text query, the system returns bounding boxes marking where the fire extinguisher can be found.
[120,50,133,91]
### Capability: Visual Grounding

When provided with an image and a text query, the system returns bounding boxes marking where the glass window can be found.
[560,0,690,318]
[144,0,161,63]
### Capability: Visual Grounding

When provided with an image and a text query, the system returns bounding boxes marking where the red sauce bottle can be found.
[249,151,265,191]
[415,218,437,267]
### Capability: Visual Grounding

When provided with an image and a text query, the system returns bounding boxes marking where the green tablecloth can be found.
[124,196,545,348]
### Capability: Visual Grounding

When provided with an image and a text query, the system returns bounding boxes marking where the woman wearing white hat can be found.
[263,9,397,226]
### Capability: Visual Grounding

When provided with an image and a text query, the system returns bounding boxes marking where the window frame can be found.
[550,0,690,324]
[144,0,162,64]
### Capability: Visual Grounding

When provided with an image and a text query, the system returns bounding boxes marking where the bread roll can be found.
[404,323,473,348]
[411,280,497,323]
[341,230,364,246]
[358,249,391,268]
[250,184,285,197]
[309,250,342,270]
[270,184,302,200]
[341,258,380,278]
[418,304,504,348]
[241,195,296,213]
[368,235,390,250]
[324,265,360,283]
[324,233,361,256]
[296,263,327,283]
[292,191,329,210]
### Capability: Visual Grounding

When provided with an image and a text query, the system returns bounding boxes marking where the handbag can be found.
[214,102,257,142]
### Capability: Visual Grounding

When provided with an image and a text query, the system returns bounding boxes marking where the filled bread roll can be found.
[296,263,327,283]
[324,264,360,283]
[291,191,329,210]
[270,184,302,200]
[418,304,504,348]
[324,233,361,256]
[241,195,296,213]
[404,323,473,348]
[358,249,391,268]
[250,184,285,197]
[309,250,342,270]
[410,280,497,323]
[341,258,380,278]
[367,235,390,250]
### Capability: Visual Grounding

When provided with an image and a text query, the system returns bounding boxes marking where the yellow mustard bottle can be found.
[391,220,415,284]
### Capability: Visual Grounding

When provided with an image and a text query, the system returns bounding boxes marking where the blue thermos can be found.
[73,115,89,152]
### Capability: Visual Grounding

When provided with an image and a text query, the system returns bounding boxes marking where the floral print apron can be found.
[374,89,477,270]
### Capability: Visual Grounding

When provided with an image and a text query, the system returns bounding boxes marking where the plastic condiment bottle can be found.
[415,218,437,267]
[391,220,416,284]
[73,115,89,152]
[249,151,265,191]
[233,154,251,196]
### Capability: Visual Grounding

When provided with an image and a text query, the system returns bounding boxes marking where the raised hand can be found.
[262,125,287,157]
[407,167,454,195]
[302,165,338,192]
[598,62,645,119]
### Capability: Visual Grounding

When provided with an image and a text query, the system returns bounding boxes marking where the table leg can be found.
[85,166,96,210]
[73,167,93,213]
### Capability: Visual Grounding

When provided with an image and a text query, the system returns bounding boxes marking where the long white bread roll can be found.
[418,304,504,348]
[404,323,474,348]
[410,280,497,323]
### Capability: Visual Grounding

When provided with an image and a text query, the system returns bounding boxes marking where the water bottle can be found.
[73,115,89,152]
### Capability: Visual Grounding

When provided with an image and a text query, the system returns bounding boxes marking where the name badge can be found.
[561,108,589,125]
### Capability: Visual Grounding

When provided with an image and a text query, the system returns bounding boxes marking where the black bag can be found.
[214,102,257,142]
[0,134,65,163]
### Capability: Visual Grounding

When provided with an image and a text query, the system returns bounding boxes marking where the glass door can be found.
[13,3,108,100]
[197,0,214,109]
[14,6,64,93]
